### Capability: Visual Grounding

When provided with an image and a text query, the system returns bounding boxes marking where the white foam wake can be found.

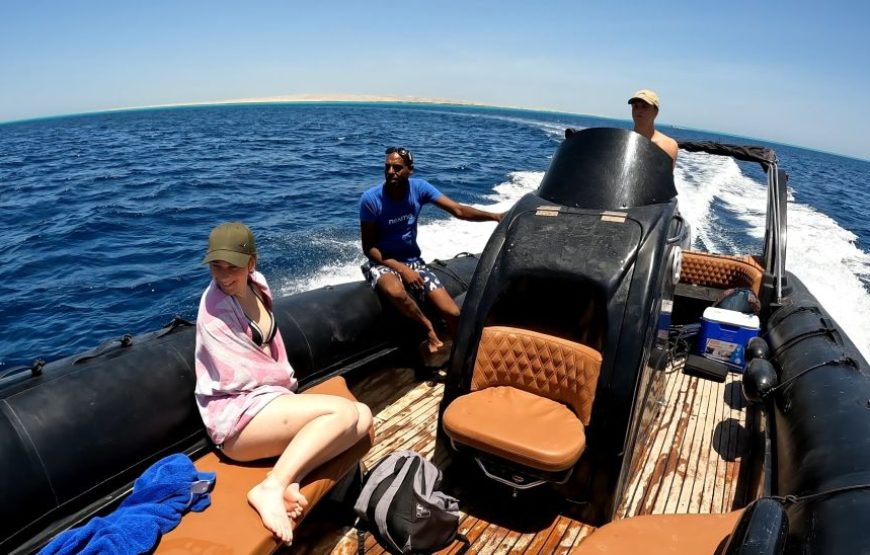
[675,151,870,359]
[281,144,870,360]
[276,171,542,295]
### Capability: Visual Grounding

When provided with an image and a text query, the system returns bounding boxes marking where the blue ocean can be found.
[1,102,869,371]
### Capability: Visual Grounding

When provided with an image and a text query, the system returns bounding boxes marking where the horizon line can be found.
[1,93,614,125]
[1,94,866,163]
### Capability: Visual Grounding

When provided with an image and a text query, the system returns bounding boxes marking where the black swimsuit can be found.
[248,314,277,346]
[246,285,277,346]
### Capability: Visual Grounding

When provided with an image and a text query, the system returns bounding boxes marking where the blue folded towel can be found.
[40,453,216,555]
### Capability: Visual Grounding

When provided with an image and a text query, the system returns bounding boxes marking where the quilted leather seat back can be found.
[680,251,764,295]
[471,326,603,425]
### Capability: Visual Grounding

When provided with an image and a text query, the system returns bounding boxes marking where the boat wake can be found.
[676,151,870,359]
[281,150,870,359]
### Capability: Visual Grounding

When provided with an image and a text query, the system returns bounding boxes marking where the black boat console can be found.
[440,128,687,523]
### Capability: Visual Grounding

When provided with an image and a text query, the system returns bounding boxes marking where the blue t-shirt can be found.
[360,178,443,263]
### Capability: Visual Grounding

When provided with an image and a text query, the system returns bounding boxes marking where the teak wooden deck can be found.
[293,363,757,554]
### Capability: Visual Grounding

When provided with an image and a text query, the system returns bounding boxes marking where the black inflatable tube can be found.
[0,254,477,553]
[765,273,870,554]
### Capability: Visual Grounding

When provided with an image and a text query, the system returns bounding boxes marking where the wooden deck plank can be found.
[441,515,479,555]
[456,516,493,551]
[691,372,719,513]
[467,520,507,555]
[296,362,755,553]
[674,372,712,513]
[640,366,687,514]
[520,514,571,555]
[625,367,689,515]
[661,370,703,513]
[530,515,571,555]
[697,372,720,514]
[565,524,595,552]
[495,526,538,554]
[657,369,699,513]
[553,521,587,555]
[709,372,732,513]
[614,364,754,519]
[489,527,529,554]
[724,375,746,510]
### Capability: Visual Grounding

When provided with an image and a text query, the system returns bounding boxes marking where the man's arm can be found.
[360,221,424,287]
[662,137,678,167]
[653,133,679,167]
[432,195,503,222]
[361,221,392,266]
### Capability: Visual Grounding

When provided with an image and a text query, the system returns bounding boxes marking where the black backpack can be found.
[353,450,469,554]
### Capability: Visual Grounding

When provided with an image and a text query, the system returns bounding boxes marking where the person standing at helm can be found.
[629,89,679,167]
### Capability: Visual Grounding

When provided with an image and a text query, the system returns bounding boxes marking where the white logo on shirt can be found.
[388,214,412,225]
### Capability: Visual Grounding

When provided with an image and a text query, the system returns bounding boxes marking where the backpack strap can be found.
[455,532,471,554]
[353,453,403,520]
[374,456,420,552]
[355,520,367,555]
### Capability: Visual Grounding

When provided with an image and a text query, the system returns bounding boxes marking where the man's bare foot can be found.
[427,330,444,353]
[419,338,452,369]
[284,482,309,521]
[248,476,294,544]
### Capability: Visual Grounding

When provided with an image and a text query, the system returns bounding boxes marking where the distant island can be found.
[128,94,492,111]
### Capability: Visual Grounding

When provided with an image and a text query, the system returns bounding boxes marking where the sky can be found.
[1,1,867,160]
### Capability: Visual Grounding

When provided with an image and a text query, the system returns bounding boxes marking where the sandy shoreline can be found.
[123,93,493,112]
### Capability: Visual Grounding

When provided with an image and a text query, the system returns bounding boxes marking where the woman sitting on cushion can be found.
[194,222,372,545]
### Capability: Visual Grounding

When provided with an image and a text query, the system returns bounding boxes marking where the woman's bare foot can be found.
[248,476,294,544]
[284,482,309,520]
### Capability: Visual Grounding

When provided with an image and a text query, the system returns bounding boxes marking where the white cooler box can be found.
[697,306,760,371]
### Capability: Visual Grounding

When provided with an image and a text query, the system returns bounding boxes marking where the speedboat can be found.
[2,128,867,554]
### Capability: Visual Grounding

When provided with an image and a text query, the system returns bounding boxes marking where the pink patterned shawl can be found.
[194,270,297,445]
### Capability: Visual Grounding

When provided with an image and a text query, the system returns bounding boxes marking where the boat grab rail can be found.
[666,214,689,245]
[677,140,788,303]
[430,253,476,289]
[760,355,857,400]
[764,164,787,303]
[767,482,870,507]
[0,359,45,381]
[156,315,195,337]
[72,334,134,365]
[70,316,193,364]
[768,316,839,359]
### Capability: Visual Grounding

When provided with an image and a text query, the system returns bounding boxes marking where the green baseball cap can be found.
[202,222,257,267]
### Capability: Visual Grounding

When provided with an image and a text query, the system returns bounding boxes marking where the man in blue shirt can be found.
[360,147,502,355]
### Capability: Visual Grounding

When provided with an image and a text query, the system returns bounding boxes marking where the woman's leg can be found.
[221,394,373,544]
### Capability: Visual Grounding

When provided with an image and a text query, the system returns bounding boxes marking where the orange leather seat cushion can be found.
[681,251,764,295]
[443,385,585,472]
[155,375,372,555]
[574,510,742,554]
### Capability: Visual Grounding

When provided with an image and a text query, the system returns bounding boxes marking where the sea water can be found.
[1,102,868,369]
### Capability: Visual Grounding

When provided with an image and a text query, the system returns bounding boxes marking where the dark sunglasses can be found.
[385,146,414,166]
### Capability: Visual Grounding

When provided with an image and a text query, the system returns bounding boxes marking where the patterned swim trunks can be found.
[361,260,444,298]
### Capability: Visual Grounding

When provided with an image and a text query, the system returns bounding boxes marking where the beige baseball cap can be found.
[202,222,257,267]
[628,89,660,109]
